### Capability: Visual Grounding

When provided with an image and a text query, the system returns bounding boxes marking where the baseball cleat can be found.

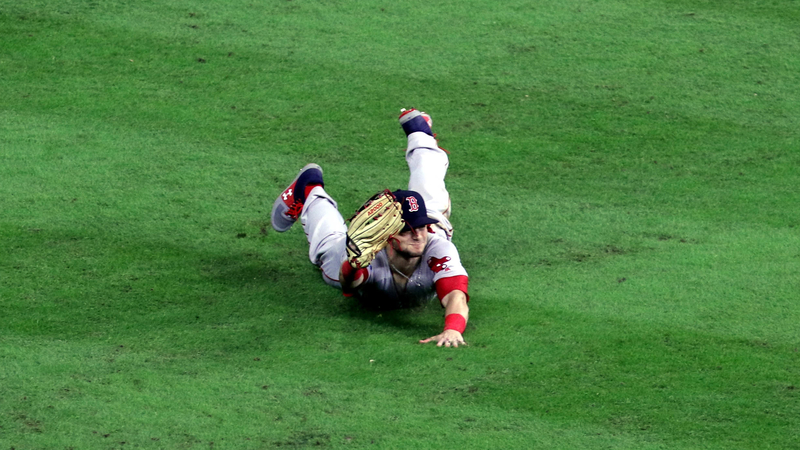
[271,163,324,232]
[399,108,433,136]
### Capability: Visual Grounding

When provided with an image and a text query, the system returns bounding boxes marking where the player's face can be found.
[392,226,428,258]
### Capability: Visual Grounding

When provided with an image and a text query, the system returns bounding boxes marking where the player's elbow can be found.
[441,289,468,311]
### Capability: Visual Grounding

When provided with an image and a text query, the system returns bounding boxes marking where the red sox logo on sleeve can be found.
[427,256,451,273]
[406,196,419,212]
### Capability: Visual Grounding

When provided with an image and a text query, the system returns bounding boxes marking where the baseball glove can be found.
[345,189,405,268]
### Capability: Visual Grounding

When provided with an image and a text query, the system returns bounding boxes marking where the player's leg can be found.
[301,187,347,288]
[399,109,454,239]
[270,164,346,288]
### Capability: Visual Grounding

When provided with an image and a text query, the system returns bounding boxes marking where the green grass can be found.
[2,0,799,448]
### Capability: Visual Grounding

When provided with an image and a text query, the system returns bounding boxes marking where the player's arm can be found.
[339,189,403,297]
[339,261,369,297]
[420,276,470,348]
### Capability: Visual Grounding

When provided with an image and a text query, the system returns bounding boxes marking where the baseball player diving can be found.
[270,108,470,348]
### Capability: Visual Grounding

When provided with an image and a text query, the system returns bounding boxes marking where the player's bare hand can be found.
[419,330,466,348]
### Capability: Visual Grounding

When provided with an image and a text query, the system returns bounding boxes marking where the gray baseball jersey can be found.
[356,234,468,309]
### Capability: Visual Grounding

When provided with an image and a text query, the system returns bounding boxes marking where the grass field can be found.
[2,0,799,448]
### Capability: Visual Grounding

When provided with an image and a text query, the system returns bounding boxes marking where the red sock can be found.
[304,183,322,199]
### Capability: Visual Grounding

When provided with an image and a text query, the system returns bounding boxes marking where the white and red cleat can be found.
[270,163,324,232]
[399,108,433,136]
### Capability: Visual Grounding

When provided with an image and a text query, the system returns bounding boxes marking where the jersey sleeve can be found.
[425,236,469,302]
[435,275,469,303]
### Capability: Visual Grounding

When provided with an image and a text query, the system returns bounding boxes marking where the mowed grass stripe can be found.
[2,0,800,448]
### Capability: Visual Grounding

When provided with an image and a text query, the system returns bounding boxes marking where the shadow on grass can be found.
[199,247,441,339]
[338,296,442,338]
[4,223,447,345]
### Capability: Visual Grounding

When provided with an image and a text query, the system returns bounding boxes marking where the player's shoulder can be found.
[425,233,460,256]
[427,232,452,246]
[424,233,466,277]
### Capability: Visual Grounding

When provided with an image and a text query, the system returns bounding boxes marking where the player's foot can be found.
[399,108,433,137]
[271,163,324,232]
[399,108,448,153]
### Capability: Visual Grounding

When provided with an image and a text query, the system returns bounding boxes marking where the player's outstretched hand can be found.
[420,329,466,348]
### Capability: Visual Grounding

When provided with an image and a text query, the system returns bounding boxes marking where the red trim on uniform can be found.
[322,271,338,282]
[444,313,467,334]
[435,275,469,303]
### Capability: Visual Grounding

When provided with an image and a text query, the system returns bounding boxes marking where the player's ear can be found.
[427,225,435,234]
